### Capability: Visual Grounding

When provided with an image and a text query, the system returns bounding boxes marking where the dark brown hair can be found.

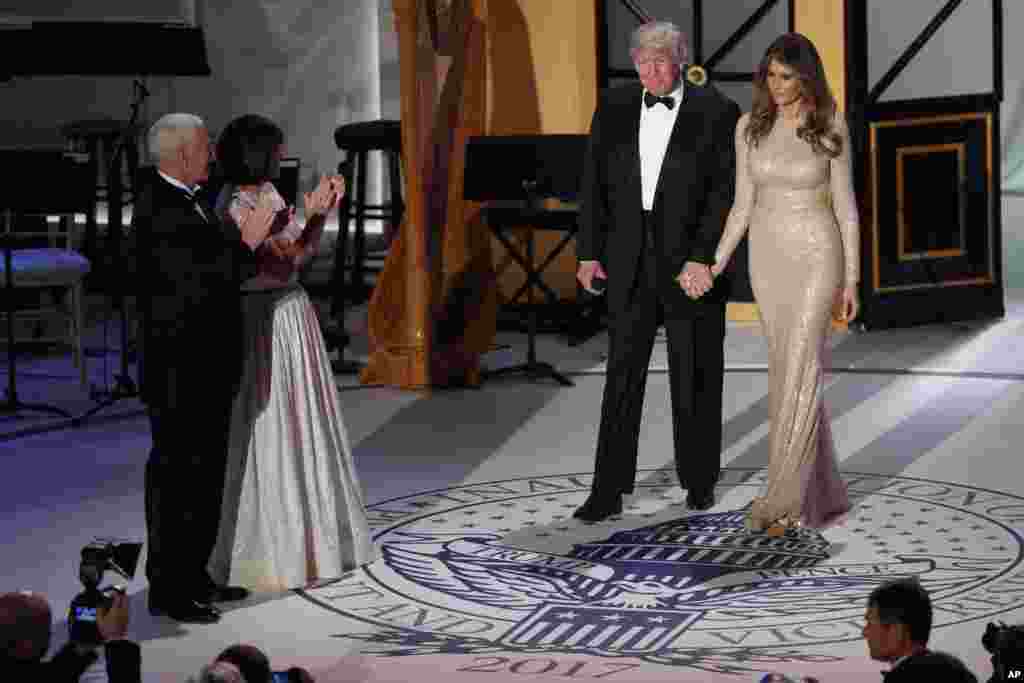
[746,33,842,158]
[216,114,285,185]
[867,578,933,645]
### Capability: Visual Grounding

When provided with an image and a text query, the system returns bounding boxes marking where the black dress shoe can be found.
[201,585,251,603]
[573,493,623,522]
[149,597,221,623]
[686,489,715,511]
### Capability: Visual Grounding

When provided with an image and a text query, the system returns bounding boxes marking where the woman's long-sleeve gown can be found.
[208,182,377,591]
[715,112,857,529]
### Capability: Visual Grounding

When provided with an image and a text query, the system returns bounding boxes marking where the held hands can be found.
[577,260,607,295]
[677,261,713,299]
[709,256,728,278]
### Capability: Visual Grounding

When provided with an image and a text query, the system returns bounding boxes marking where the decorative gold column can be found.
[794,0,851,331]
[793,0,846,109]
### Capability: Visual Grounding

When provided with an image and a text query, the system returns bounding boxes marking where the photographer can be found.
[0,590,141,682]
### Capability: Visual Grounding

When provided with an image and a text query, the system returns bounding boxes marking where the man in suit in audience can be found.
[574,20,740,521]
[135,113,274,623]
[863,578,978,682]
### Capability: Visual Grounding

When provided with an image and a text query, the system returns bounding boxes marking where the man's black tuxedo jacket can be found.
[134,171,259,409]
[882,650,978,683]
[577,81,740,320]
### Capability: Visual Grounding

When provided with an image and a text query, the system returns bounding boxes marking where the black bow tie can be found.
[644,92,675,110]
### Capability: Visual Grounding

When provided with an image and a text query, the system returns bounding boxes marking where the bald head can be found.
[0,591,52,661]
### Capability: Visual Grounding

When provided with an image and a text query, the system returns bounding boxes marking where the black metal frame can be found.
[845,0,1005,329]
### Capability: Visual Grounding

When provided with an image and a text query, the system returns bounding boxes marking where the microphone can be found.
[590,276,607,294]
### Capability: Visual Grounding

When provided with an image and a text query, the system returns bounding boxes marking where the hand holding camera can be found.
[97,588,130,642]
[68,540,141,646]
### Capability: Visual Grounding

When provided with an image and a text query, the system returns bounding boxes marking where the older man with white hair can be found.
[135,113,275,623]
[574,21,740,521]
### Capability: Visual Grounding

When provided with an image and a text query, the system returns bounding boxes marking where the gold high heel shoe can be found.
[745,499,802,536]
[765,513,803,538]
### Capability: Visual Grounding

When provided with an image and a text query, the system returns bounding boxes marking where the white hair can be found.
[147,112,206,163]
[630,21,690,65]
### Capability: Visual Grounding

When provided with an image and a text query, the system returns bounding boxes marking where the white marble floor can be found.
[2,291,1023,682]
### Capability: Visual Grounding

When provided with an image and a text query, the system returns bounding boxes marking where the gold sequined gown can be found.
[714,112,858,529]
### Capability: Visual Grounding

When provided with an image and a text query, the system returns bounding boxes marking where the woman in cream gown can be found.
[208,114,377,591]
[712,34,858,534]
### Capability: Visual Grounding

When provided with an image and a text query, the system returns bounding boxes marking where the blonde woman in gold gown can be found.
[712,33,858,535]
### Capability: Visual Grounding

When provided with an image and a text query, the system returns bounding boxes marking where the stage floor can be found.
[2,291,1023,682]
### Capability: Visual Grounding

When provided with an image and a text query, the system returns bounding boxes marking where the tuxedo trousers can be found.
[590,211,725,497]
[145,392,234,599]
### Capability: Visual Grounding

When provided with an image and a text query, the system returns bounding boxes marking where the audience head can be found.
[863,578,933,662]
[195,660,245,683]
[630,21,687,96]
[148,112,211,187]
[217,642,273,683]
[0,591,52,662]
[216,114,285,186]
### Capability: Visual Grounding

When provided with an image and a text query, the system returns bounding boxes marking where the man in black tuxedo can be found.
[574,20,740,522]
[863,579,978,682]
[135,113,274,622]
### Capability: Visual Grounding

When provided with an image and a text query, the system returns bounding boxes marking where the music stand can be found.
[1,20,215,425]
[464,135,587,386]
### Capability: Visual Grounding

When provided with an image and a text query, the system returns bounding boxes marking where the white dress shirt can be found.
[639,82,684,211]
[157,170,209,222]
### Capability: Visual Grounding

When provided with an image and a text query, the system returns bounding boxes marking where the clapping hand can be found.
[238,191,279,249]
[304,174,344,218]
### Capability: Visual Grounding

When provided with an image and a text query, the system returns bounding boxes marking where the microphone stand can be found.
[1,209,72,421]
[73,78,148,426]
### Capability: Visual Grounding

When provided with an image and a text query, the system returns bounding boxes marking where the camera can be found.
[982,622,1024,682]
[67,539,142,644]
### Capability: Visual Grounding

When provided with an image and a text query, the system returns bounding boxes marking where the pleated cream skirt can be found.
[209,283,377,592]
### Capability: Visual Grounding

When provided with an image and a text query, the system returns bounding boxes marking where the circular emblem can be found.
[686,64,708,87]
[301,469,1024,674]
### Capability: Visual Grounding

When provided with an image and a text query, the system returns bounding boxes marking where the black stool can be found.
[330,120,404,317]
[60,119,140,276]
